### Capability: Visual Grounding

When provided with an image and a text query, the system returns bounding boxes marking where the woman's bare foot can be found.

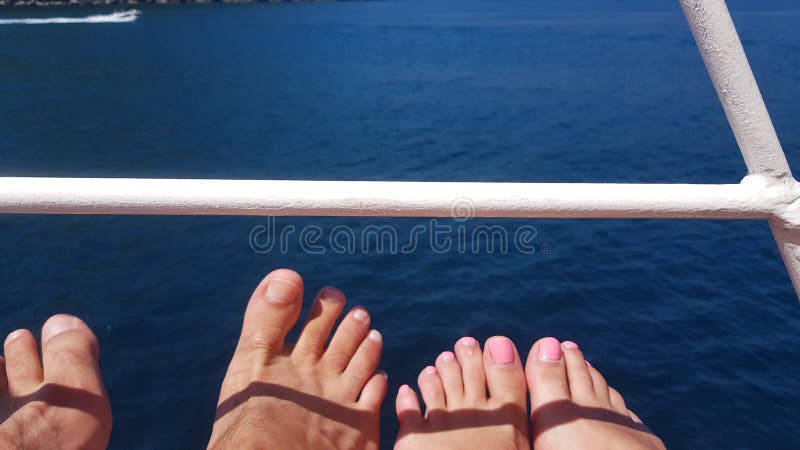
[394,336,529,450]
[0,314,112,449]
[526,338,666,450]
[207,269,387,450]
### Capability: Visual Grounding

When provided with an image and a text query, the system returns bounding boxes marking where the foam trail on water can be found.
[0,9,140,25]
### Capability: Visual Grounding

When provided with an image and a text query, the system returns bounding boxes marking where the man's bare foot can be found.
[207,269,387,450]
[0,314,112,449]
[526,338,666,450]
[394,336,529,450]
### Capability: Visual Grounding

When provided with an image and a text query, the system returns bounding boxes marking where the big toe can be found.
[525,337,570,409]
[40,314,111,447]
[483,336,526,406]
[41,314,104,394]
[236,269,304,359]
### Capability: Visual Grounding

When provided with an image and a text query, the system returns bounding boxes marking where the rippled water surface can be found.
[2,1,800,448]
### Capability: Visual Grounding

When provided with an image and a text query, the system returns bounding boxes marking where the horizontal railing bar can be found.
[0,177,782,219]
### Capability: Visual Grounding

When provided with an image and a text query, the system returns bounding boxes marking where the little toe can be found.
[435,351,463,406]
[628,409,644,424]
[561,341,595,403]
[418,366,446,413]
[340,330,383,400]
[525,337,570,409]
[483,336,526,406]
[4,329,43,396]
[293,286,346,362]
[395,384,422,428]
[454,336,486,403]
[40,314,104,395]
[236,269,304,359]
[323,307,371,372]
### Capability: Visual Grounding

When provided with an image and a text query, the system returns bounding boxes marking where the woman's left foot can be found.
[394,336,529,450]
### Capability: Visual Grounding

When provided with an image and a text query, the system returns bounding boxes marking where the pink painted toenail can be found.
[368,330,382,342]
[353,309,369,322]
[488,337,515,365]
[265,278,299,304]
[399,384,411,394]
[585,361,592,367]
[319,286,344,302]
[4,329,24,346]
[538,337,562,362]
[440,351,455,362]
[562,341,578,349]
[423,366,437,375]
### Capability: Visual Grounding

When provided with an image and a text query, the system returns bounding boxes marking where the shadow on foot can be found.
[214,381,376,429]
[3,383,109,418]
[397,403,529,434]
[531,400,655,435]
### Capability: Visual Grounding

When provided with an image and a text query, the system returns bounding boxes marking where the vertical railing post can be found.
[680,0,800,299]
[679,0,791,179]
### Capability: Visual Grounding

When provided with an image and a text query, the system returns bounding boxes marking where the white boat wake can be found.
[0,9,140,25]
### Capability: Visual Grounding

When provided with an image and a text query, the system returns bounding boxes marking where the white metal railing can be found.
[3,0,799,298]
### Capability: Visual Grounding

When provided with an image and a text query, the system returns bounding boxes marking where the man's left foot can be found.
[0,314,112,449]
[208,269,387,450]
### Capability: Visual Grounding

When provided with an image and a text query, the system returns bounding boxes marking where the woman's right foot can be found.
[394,336,529,450]
[526,338,666,450]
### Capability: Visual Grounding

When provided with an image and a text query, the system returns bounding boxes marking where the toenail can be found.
[353,308,369,322]
[319,286,344,302]
[42,315,83,344]
[562,341,579,350]
[379,370,388,380]
[459,337,478,347]
[399,384,412,394]
[459,337,478,354]
[538,337,562,362]
[440,351,455,362]
[368,329,382,342]
[265,278,299,304]
[4,329,25,346]
[585,360,592,367]
[423,365,437,375]
[488,337,515,365]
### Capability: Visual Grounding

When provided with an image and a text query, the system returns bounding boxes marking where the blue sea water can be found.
[2,1,800,448]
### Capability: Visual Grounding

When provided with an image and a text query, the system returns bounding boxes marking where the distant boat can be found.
[0,9,141,25]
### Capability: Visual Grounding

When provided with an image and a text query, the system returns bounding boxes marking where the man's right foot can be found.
[208,269,387,450]
[526,338,666,450]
